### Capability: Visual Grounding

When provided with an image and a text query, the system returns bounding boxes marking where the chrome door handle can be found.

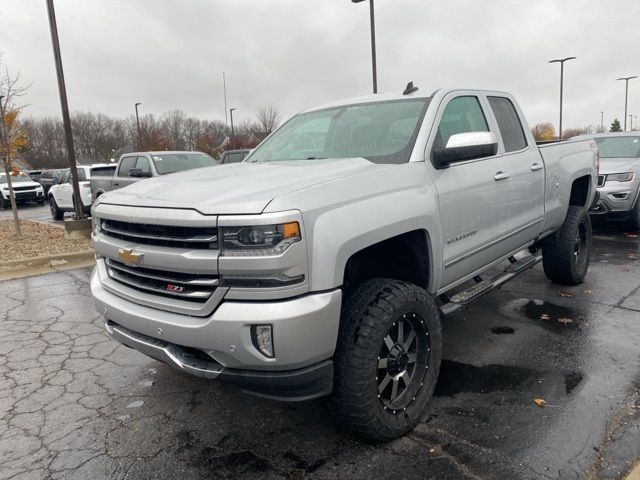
[530,163,543,171]
[494,171,510,181]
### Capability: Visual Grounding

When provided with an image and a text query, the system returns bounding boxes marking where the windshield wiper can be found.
[305,156,326,160]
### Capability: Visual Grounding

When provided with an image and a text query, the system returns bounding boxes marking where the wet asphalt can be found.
[0,224,639,480]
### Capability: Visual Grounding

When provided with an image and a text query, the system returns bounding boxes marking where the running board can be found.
[440,253,543,316]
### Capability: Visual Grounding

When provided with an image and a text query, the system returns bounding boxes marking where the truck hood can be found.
[599,157,640,175]
[98,159,395,215]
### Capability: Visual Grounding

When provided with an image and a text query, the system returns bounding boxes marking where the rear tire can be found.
[0,196,8,210]
[49,196,64,220]
[331,279,442,442]
[542,206,592,285]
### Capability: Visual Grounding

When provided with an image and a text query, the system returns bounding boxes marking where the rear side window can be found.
[118,157,136,177]
[226,152,246,163]
[488,97,527,152]
[435,96,489,149]
[135,156,151,174]
[76,169,87,181]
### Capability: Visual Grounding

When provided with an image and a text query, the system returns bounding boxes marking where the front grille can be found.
[13,186,36,192]
[597,175,605,187]
[105,258,219,303]
[15,191,37,199]
[101,219,218,249]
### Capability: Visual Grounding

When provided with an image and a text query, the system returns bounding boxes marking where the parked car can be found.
[26,169,43,182]
[91,86,598,441]
[90,151,217,200]
[48,164,109,219]
[39,168,68,195]
[218,149,251,164]
[582,132,640,228]
[0,172,45,208]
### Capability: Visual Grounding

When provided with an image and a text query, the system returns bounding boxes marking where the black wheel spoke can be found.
[390,379,399,401]
[378,373,392,393]
[378,357,388,369]
[400,371,410,387]
[404,330,416,350]
[384,335,394,350]
[407,352,417,364]
[397,320,404,345]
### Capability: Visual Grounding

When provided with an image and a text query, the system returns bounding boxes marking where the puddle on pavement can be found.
[519,299,583,332]
[434,360,583,397]
[491,326,515,335]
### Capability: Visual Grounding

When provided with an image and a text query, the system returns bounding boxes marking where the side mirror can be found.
[129,168,151,178]
[432,131,498,168]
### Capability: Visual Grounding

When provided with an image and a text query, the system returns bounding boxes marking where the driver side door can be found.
[427,93,512,289]
[56,169,73,208]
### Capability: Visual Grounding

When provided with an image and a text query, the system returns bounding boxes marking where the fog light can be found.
[251,325,274,358]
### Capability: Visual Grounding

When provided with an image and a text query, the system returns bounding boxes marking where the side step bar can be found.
[440,252,543,316]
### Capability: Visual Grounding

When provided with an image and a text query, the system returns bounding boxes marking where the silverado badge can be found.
[118,248,143,267]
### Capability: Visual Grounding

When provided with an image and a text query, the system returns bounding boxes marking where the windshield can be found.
[248,98,431,164]
[151,153,217,175]
[0,173,32,184]
[595,136,640,158]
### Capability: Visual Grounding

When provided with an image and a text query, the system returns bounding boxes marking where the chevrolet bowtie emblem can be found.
[118,248,143,267]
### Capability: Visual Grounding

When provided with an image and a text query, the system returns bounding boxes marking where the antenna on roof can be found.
[403,81,418,95]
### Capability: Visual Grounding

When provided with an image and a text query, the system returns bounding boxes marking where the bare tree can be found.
[0,55,31,235]
[255,105,281,134]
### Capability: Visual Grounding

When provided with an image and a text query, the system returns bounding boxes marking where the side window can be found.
[227,153,244,163]
[135,156,151,174]
[76,169,87,181]
[60,170,71,184]
[435,96,489,149]
[118,156,136,177]
[488,96,527,152]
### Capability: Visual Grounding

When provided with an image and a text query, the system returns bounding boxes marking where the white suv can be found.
[48,165,105,219]
[0,172,45,209]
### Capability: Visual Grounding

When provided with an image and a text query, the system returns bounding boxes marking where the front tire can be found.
[542,206,592,285]
[332,279,442,442]
[49,196,64,220]
[0,196,8,210]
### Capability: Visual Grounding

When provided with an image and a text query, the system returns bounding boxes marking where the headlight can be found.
[92,216,101,236]
[221,222,301,256]
[606,172,634,182]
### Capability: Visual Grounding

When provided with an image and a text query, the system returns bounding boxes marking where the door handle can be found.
[113,182,119,186]
[494,171,510,181]
[530,163,543,171]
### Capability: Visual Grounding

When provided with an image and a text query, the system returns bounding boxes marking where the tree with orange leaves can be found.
[0,55,31,236]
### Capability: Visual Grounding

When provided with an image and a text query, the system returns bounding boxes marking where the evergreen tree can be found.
[610,118,622,132]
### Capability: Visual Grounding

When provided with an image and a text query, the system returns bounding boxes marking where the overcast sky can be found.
[1,0,639,131]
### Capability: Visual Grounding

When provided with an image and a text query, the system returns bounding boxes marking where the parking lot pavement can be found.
[0,228,638,480]
[0,203,62,225]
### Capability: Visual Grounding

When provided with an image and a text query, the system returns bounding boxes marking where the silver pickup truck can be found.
[90,151,218,200]
[91,86,598,441]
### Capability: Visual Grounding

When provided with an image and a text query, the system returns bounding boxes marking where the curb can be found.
[627,462,640,480]
[0,249,95,273]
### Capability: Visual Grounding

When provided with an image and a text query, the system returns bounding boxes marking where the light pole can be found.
[600,111,604,132]
[229,108,237,149]
[135,102,142,148]
[0,95,21,235]
[617,76,638,131]
[549,56,576,141]
[631,114,634,131]
[352,0,377,94]
[46,0,83,220]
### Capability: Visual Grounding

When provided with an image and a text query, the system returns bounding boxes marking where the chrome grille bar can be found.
[105,259,218,287]
[101,219,218,249]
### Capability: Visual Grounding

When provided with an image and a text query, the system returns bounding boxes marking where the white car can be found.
[0,172,45,209]
[48,165,106,219]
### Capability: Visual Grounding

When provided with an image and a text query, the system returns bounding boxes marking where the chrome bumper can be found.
[92,267,342,371]
[106,320,224,379]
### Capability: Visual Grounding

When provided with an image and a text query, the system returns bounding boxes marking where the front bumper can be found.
[590,179,639,218]
[91,268,342,399]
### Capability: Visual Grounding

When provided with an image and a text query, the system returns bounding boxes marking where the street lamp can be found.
[549,56,576,141]
[229,108,237,149]
[600,111,604,132]
[134,102,142,147]
[352,0,377,94]
[617,76,638,131]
